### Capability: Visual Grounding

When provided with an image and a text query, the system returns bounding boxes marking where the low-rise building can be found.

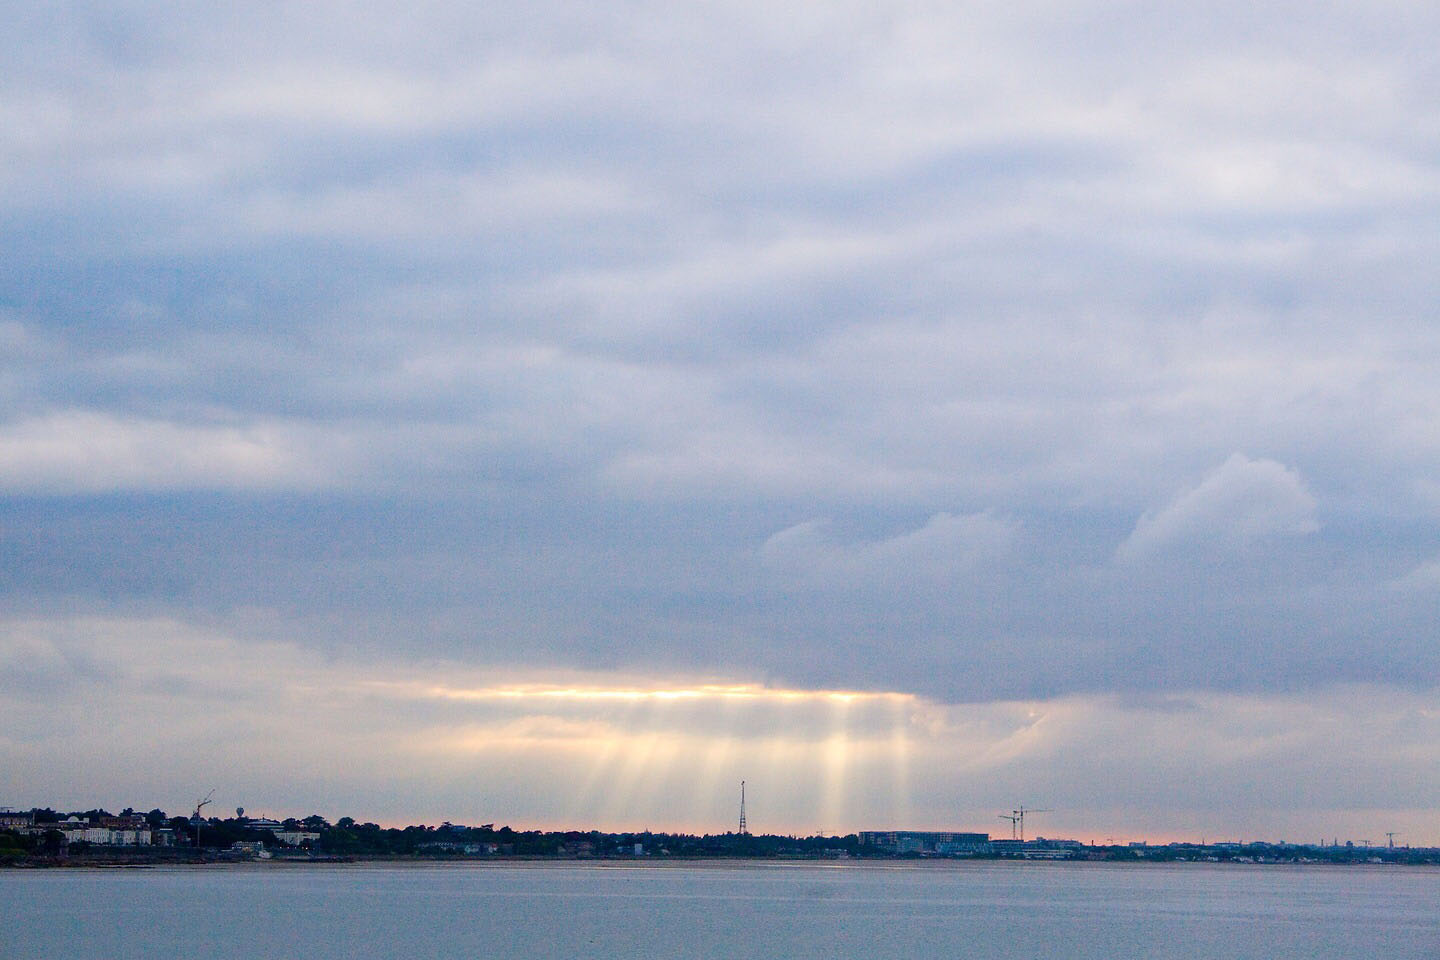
[56,816,155,846]
[858,831,991,855]
[274,830,321,846]
[244,818,319,847]
[0,809,34,831]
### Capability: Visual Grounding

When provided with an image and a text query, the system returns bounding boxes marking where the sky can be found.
[2,0,1439,844]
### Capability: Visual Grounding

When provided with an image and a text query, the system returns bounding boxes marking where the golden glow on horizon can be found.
[389,681,917,705]
[355,675,1097,835]
[389,678,930,835]
[888,696,914,827]
[18,616,1440,842]
[818,696,853,835]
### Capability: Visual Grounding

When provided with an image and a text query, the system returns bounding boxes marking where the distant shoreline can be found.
[7,854,1436,871]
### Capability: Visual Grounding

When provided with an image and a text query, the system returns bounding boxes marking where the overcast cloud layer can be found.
[3,0,1439,834]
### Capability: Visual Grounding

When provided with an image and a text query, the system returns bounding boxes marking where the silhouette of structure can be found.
[999,806,1050,841]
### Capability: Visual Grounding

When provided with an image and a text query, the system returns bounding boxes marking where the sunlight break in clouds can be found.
[6,617,1440,843]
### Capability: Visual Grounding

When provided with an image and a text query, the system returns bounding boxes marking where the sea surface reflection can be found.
[6,860,1438,959]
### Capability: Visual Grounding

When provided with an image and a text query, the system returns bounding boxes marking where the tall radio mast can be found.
[738,781,748,835]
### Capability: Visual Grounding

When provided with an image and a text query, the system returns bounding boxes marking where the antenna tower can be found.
[738,780,748,835]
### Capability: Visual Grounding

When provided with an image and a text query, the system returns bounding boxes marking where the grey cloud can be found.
[760,512,1015,590]
[1390,556,1440,593]
[1,0,1439,740]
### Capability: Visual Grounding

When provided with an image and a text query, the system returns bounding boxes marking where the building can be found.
[274,830,321,846]
[54,816,155,846]
[0,809,34,831]
[245,818,320,847]
[991,837,1082,859]
[857,831,991,856]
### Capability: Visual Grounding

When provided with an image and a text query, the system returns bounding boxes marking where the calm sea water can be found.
[5,860,1437,959]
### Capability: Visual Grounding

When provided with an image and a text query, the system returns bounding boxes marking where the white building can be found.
[57,817,155,846]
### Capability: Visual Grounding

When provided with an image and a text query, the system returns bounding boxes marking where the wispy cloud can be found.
[0,411,340,493]
[760,512,1015,589]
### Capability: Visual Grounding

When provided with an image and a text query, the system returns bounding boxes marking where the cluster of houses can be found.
[55,814,166,846]
[1,811,170,846]
[856,830,1089,859]
[0,809,319,848]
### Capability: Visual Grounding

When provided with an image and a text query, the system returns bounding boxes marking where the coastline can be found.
[7,853,1435,871]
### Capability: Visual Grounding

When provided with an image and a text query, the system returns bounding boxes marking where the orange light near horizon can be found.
[361,676,982,834]
[818,696,853,834]
[888,695,914,827]
[373,679,918,706]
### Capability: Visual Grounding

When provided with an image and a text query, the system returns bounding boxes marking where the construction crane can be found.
[191,790,215,849]
[998,806,1051,842]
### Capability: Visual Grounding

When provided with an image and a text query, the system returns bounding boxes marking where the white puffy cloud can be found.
[1118,454,1319,561]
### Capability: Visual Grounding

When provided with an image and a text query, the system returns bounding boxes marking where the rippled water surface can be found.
[6,860,1438,959]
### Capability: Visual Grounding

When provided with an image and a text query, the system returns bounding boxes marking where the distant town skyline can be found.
[12,805,1431,868]
[4,0,1440,844]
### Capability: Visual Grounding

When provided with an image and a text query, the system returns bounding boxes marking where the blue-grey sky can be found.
[3,0,1439,841]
